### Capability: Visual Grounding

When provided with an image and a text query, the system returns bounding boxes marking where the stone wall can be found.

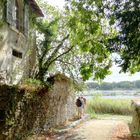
[130,100,140,136]
[0,74,76,140]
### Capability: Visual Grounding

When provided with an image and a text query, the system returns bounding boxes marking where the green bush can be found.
[86,96,132,115]
[23,78,42,86]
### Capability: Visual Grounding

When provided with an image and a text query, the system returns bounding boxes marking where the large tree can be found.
[33,0,132,83]
[32,1,114,82]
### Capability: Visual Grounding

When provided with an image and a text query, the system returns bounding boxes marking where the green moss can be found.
[0,84,49,140]
[23,78,43,87]
[0,21,4,27]
[0,73,74,139]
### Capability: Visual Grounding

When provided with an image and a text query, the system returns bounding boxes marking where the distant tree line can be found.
[86,80,140,90]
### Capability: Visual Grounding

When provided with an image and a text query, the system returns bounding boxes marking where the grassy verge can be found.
[86,96,132,116]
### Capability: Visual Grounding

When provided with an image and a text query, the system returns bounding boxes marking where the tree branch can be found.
[44,34,69,66]
[56,59,74,66]
[46,45,74,69]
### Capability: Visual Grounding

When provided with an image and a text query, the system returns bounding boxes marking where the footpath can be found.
[54,120,130,140]
[33,115,138,140]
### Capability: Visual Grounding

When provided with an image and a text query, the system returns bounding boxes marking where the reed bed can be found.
[86,96,132,115]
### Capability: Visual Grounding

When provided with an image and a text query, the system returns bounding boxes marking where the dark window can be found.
[15,0,24,33]
[12,49,22,58]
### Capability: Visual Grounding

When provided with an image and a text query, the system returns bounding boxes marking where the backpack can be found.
[76,98,82,107]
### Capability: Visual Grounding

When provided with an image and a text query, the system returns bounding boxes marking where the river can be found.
[84,95,140,100]
[77,90,140,100]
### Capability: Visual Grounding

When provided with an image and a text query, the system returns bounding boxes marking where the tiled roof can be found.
[29,0,44,17]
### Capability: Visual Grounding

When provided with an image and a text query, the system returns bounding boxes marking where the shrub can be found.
[23,78,43,86]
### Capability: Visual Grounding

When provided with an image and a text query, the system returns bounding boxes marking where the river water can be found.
[84,95,140,100]
[77,90,140,100]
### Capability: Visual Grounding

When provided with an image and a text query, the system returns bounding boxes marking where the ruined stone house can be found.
[0,0,43,84]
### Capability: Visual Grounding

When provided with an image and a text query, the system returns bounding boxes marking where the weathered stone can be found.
[130,99,140,136]
[0,74,77,139]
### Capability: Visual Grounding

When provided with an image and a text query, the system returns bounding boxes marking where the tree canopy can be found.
[33,0,140,82]
[65,0,140,78]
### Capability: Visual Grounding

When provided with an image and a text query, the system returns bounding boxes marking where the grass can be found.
[86,95,132,116]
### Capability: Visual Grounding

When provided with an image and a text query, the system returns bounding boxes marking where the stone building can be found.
[0,0,43,84]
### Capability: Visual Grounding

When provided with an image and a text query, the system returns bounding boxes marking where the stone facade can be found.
[0,24,29,84]
[0,0,43,84]
[0,74,77,139]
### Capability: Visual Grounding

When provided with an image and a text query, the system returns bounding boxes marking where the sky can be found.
[46,0,65,9]
[103,65,140,83]
[45,0,140,83]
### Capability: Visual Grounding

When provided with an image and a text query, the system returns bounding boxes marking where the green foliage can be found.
[73,80,87,92]
[0,21,4,27]
[104,0,140,73]
[33,3,75,82]
[0,84,49,139]
[66,0,113,81]
[34,0,140,82]
[86,96,132,115]
[23,78,43,87]
[32,1,115,83]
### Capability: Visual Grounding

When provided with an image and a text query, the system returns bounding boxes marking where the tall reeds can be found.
[86,95,132,115]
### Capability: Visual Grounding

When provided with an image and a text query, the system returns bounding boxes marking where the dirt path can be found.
[34,115,139,140]
[54,120,130,140]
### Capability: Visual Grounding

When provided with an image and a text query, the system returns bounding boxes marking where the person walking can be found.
[76,97,86,119]
[81,96,86,116]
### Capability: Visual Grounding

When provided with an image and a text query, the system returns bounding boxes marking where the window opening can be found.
[12,49,22,58]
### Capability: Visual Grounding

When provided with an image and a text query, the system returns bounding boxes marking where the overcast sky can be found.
[46,0,65,9]
[104,65,140,82]
[45,0,140,82]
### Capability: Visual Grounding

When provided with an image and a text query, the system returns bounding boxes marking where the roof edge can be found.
[29,0,44,17]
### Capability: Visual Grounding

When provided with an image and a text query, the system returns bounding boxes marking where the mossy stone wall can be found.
[0,74,76,140]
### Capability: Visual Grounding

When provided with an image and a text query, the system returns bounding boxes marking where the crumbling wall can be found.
[0,74,76,140]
